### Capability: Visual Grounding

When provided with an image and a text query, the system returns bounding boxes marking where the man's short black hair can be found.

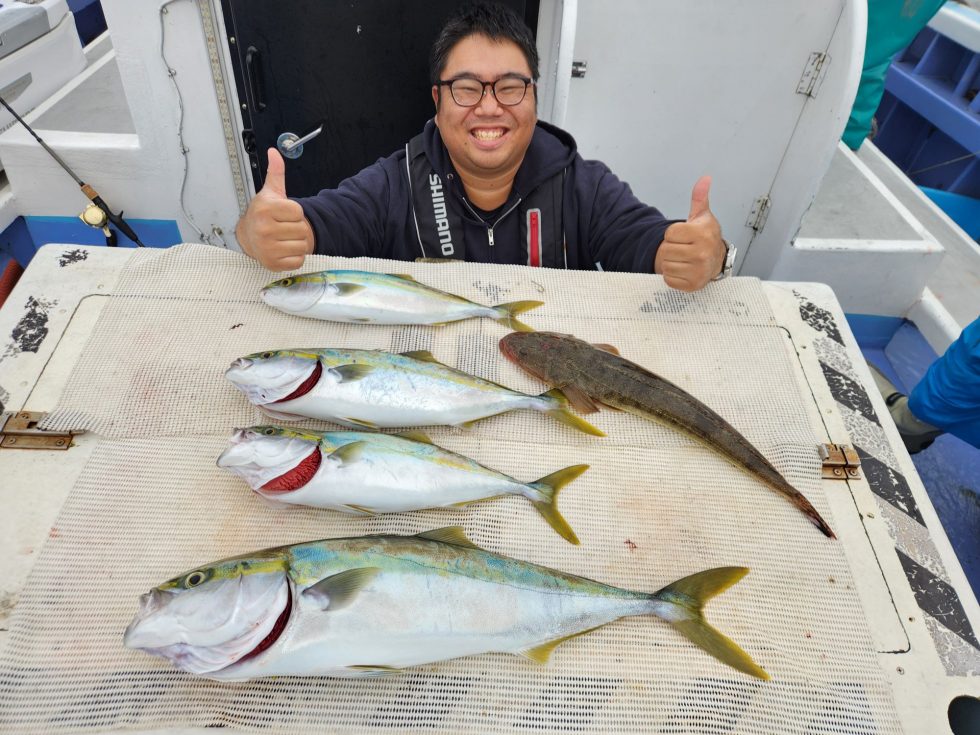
[430,1,540,84]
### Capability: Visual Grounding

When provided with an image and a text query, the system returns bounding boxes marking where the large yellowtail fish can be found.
[123,527,769,681]
[261,270,541,331]
[218,426,587,544]
[224,348,603,435]
[499,331,835,538]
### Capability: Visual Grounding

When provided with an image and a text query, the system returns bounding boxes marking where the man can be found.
[236,2,730,292]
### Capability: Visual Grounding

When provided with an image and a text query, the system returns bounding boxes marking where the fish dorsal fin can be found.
[344,503,376,515]
[396,430,434,445]
[302,567,381,611]
[386,273,418,282]
[518,625,605,665]
[327,441,367,465]
[333,283,366,296]
[556,383,600,414]
[415,526,481,549]
[346,665,403,677]
[591,343,621,356]
[399,350,443,364]
[330,364,374,382]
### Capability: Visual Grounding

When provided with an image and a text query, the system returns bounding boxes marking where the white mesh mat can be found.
[0,244,901,733]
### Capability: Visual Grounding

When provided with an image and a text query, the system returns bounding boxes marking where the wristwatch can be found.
[713,239,737,280]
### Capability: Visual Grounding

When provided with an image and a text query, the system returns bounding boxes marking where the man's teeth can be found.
[473,129,504,141]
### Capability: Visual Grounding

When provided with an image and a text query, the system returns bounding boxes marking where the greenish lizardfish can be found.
[261,270,542,331]
[124,527,770,681]
[224,348,604,435]
[217,425,588,544]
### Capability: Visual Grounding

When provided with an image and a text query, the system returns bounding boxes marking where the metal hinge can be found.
[819,443,862,480]
[745,196,771,232]
[797,52,830,98]
[571,61,587,78]
[0,411,81,450]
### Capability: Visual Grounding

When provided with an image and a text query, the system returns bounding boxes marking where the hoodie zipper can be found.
[462,197,523,250]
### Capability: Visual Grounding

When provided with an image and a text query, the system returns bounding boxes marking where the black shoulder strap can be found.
[406,134,464,260]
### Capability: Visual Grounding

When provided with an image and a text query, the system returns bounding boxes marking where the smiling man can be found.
[235,1,732,291]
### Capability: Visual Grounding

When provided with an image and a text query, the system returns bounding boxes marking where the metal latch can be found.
[0,412,80,450]
[571,61,587,78]
[819,443,861,480]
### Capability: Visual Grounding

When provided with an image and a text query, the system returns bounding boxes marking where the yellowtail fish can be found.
[261,270,541,331]
[499,331,835,538]
[123,527,769,681]
[224,348,604,435]
[218,426,587,544]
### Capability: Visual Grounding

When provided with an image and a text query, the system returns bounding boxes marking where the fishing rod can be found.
[0,93,145,247]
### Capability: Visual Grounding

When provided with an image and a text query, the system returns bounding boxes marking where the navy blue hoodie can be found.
[297,119,675,272]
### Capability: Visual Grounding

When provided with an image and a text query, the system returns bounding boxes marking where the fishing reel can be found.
[79,204,117,247]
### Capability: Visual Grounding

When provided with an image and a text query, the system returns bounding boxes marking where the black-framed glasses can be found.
[436,75,533,107]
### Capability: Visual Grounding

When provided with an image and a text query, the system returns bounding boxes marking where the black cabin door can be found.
[222,0,537,197]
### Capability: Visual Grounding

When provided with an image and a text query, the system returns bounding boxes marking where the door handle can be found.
[277,121,324,159]
[245,46,266,111]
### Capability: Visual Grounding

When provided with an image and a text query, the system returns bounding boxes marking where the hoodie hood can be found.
[420,119,578,203]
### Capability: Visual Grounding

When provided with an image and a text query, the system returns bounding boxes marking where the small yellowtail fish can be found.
[261,270,542,331]
[218,426,587,544]
[224,348,603,435]
[124,527,769,681]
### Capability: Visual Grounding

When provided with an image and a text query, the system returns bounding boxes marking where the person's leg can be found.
[908,317,980,450]
[868,362,944,453]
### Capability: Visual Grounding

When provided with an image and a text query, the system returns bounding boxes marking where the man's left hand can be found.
[655,175,726,292]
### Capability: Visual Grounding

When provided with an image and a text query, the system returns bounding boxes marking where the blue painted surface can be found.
[0,217,183,268]
[25,216,181,251]
[845,313,905,350]
[920,186,980,239]
[862,322,980,600]
[0,217,38,268]
[66,0,108,47]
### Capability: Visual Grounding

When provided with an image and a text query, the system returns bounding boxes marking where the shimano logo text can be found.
[429,174,454,256]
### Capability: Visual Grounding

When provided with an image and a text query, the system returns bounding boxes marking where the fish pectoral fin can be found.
[414,526,481,549]
[343,503,376,515]
[398,349,443,365]
[340,417,379,429]
[591,342,621,356]
[395,430,434,445]
[347,665,404,677]
[518,626,604,665]
[333,283,366,296]
[330,364,375,382]
[302,567,382,611]
[327,441,368,465]
[386,273,418,282]
[258,406,306,421]
[556,384,600,414]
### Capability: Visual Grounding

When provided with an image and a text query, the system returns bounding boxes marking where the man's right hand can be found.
[235,147,314,271]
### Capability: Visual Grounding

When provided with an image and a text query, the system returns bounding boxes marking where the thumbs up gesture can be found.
[235,148,314,271]
[655,175,727,292]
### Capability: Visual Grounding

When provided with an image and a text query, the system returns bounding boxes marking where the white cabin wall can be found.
[99,0,243,245]
[0,0,245,247]
[538,0,866,279]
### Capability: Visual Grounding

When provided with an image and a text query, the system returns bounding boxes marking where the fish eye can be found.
[279,278,293,287]
[185,571,207,588]
[260,351,275,359]
[262,428,276,435]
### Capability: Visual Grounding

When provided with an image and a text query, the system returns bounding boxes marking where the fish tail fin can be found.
[540,388,605,436]
[494,300,544,333]
[651,567,770,681]
[526,464,589,545]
